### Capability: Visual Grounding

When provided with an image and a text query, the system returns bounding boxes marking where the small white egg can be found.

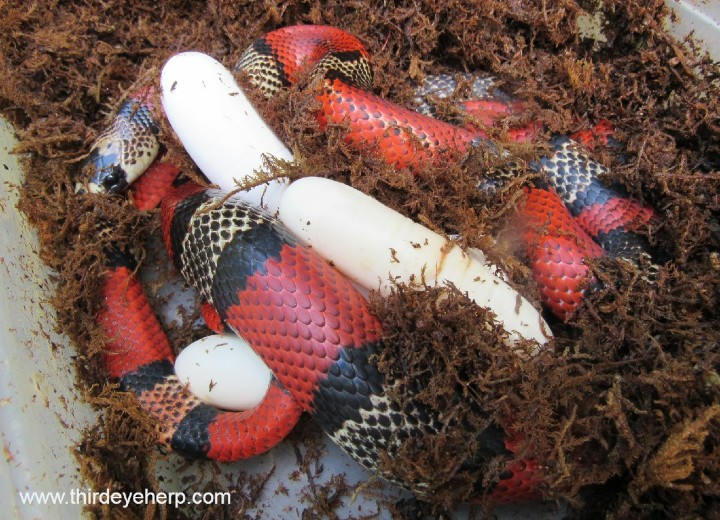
[160,51,291,212]
[174,333,272,411]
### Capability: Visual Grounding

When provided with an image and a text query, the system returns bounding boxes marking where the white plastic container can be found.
[0,118,96,518]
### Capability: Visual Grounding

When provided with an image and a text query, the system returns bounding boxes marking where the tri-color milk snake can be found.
[81,25,656,504]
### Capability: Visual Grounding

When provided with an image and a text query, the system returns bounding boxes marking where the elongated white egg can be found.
[278,177,552,347]
[160,51,290,212]
[174,334,272,411]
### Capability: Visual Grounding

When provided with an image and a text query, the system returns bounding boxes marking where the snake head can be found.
[75,140,129,195]
[76,91,160,195]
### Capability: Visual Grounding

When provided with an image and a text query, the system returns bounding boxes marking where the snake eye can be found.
[100,166,128,193]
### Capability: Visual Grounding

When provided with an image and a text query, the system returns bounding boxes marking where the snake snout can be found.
[79,156,128,194]
[75,168,127,195]
[76,137,129,195]
[92,165,128,194]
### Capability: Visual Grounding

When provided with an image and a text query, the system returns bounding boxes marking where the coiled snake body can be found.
[239,25,655,319]
[85,25,656,504]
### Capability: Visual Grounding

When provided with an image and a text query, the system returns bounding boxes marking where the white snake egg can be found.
[160,51,290,212]
[174,333,272,411]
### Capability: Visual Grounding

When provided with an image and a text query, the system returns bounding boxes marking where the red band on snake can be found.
[81,24,660,505]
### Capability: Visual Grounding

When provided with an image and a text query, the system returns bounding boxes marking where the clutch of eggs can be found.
[161,52,552,366]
